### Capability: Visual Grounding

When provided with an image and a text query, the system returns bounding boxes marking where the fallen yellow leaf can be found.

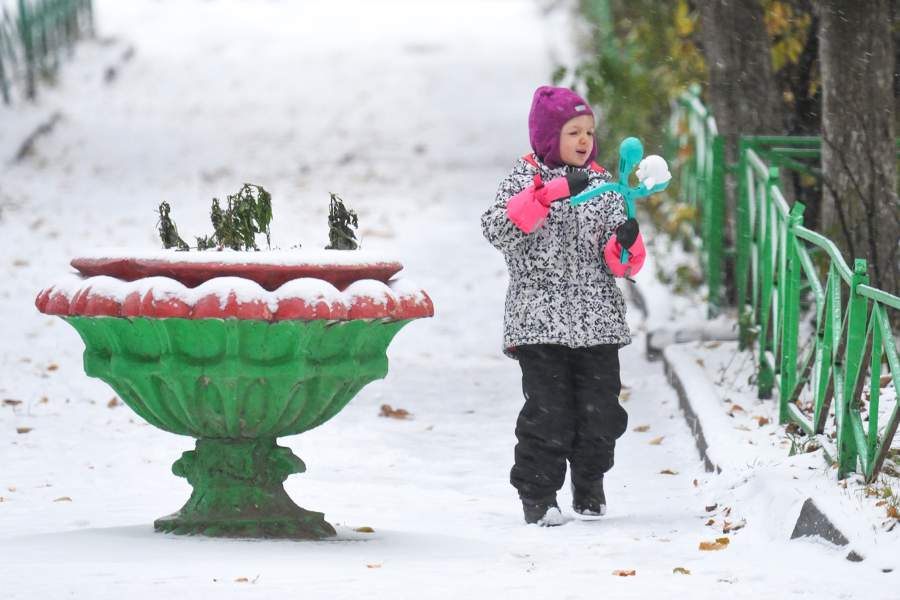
[46,364,59,372]
[612,569,636,577]
[705,518,715,526]
[699,538,729,551]
[755,415,771,427]
[633,424,650,432]
[673,567,691,575]
[354,526,375,533]
[16,427,32,434]
[649,436,665,445]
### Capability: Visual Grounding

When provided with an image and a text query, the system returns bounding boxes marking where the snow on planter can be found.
[36,274,433,321]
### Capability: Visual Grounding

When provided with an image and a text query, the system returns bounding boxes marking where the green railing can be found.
[668,93,900,482]
[667,85,725,316]
[738,143,900,482]
[0,0,93,104]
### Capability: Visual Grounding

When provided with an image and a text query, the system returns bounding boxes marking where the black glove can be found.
[565,171,590,196]
[615,218,639,249]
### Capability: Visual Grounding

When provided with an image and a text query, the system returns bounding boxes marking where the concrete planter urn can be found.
[35,249,433,540]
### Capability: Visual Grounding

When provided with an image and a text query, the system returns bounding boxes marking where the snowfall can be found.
[1,1,899,598]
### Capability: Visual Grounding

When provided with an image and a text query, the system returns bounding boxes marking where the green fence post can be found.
[837,259,868,478]
[736,138,752,349]
[779,203,805,423]
[756,166,780,399]
[707,134,725,317]
[0,28,9,105]
[17,0,35,100]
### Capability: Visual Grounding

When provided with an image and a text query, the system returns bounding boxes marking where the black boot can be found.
[572,477,606,516]
[522,496,564,526]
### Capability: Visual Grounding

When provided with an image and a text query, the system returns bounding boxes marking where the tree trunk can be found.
[819,0,899,295]
[698,0,785,304]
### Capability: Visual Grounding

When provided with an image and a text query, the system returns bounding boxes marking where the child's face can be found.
[558,115,595,167]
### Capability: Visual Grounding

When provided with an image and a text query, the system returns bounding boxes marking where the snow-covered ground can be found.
[1,0,897,597]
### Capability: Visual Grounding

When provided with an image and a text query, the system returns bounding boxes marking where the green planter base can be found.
[155,437,334,539]
[61,316,411,539]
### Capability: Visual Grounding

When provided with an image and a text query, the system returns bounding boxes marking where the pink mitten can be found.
[603,232,646,277]
[507,173,586,233]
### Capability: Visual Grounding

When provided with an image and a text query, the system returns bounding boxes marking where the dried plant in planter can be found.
[325,192,359,250]
[157,201,190,251]
[159,184,274,251]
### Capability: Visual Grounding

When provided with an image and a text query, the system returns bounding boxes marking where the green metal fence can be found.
[669,92,900,482]
[0,0,93,104]
[667,85,725,317]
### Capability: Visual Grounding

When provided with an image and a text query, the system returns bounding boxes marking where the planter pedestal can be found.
[155,438,334,539]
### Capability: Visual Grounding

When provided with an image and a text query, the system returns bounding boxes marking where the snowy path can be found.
[0,1,890,597]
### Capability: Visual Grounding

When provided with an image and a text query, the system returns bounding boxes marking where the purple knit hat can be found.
[528,86,596,169]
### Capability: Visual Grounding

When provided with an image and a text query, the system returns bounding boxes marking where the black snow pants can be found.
[510,343,628,501]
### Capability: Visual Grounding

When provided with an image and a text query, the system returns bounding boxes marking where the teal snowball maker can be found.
[570,137,671,263]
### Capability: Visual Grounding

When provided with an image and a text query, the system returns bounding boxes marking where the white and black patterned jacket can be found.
[481,154,631,358]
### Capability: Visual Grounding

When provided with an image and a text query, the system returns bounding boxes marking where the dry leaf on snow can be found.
[354,526,375,533]
[705,518,715,526]
[2,399,22,407]
[755,416,770,427]
[660,469,679,475]
[46,364,59,372]
[699,537,730,551]
[673,567,691,575]
[705,503,717,512]
[379,404,411,419]
[16,427,32,434]
[107,397,120,408]
[367,564,382,569]
[612,569,636,577]
[53,496,72,502]
[880,374,893,388]
[633,424,650,432]
[649,436,665,445]
[723,519,746,534]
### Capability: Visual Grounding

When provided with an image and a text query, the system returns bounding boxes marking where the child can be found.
[480,86,646,526]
